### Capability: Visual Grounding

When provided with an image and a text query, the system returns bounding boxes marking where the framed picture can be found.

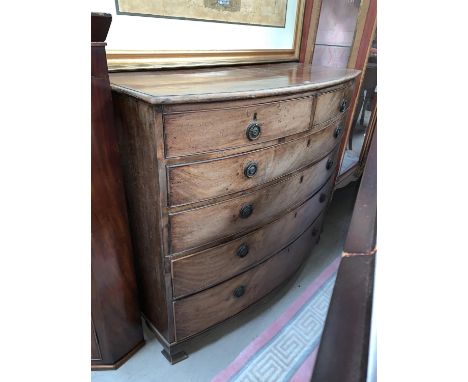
[116,0,289,27]
[94,0,305,70]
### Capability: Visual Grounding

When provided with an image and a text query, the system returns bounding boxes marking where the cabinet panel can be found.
[164,96,314,157]
[171,193,327,298]
[168,118,343,206]
[173,216,324,341]
[313,84,353,125]
[169,153,337,254]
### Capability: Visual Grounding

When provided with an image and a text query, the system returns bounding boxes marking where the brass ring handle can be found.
[233,285,246,298]
[334,124,343,138]
[339,99,348,113]
[246,123,261,141]
[239,204,254,219]
[236,243,249,258]
[244,162,258,178]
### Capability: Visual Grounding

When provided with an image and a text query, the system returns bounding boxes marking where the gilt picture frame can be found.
[95,0,305,70]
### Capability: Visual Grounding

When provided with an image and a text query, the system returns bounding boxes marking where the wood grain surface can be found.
[171,191,327,298]
[173,216,323,341]
[164,96,314,157]
[110,63,360,104]
[110,64,355,356]
[313,84,354,125]
[169,156,336,254]
[91,16,144,369]
[168,118,343,206]
[112,94,170,336]
[91,319,101,361]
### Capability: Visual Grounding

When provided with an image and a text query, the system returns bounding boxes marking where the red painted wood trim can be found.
[355,0,377,70]
[299,0,316,63]
[338,0,376,178]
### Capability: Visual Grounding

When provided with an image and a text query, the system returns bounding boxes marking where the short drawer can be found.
[173,215,324,341]
[168,117,344,206]
[169,151,337,254]
[171,187,328,298]
[313,83,354,125]
[164,96,314,158]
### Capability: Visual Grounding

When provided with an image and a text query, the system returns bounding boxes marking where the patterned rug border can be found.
[211,256,341,382]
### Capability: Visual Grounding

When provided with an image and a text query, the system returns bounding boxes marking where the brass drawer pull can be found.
[326,158,334,170]
[236,243,249,258]
[239,204,254,219]
[334,124,343,138]
[233,285,246,298]
[339,99,348,113]
[319,193,327,203]
[244,162,258,178]
[246,122,261,141]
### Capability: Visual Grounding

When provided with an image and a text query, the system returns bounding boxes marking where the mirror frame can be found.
[335,0,377,188]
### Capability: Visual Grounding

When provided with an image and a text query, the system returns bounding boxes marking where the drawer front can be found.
[172,189,328,298]
[168,117,344,206]
[173,215,324,341]
[169,152,337,254]
[313,83,354,125]
[164,97,314,158]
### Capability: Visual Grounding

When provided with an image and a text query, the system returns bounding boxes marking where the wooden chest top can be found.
[109,63,360,104]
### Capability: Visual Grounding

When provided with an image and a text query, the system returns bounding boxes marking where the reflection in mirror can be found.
[340,28,377,177]
[312,0,362,68]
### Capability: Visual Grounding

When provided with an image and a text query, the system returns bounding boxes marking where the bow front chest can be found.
[110,63,360,363]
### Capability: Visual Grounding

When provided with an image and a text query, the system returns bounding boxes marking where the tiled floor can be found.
[91,182,359,382]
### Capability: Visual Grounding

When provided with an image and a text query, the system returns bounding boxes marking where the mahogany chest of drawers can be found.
[110,63,360,363]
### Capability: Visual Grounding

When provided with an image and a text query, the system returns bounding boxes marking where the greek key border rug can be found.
[211,256,341,382]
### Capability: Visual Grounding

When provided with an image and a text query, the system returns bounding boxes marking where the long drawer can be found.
[169,152,337,254]
[313,83,354,125]
[173,214,324,341]
[167,117,344,206]
[164,96,314,158]
[171,185,328,298]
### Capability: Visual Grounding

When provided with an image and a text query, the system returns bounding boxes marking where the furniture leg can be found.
[161,344,188,365]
